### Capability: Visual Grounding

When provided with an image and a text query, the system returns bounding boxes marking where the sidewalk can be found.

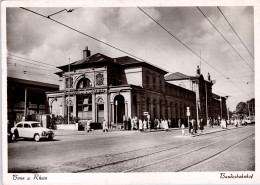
[54,124,243,136]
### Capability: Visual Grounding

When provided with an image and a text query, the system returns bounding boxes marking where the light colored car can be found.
[245,116,255,124]
[10,121,55,142]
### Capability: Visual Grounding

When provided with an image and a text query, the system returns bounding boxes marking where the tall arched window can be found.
[146,97,150,113]
[146,75,149,88]
[77,78,92,89]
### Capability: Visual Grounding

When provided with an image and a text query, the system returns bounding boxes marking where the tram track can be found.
[176,134,255,172]
[124,132,254,172]
[71,126,253,173]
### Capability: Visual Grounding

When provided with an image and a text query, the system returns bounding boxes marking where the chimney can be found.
[208,72,211,81]
[196,65,200,75]
[83,46,91,59]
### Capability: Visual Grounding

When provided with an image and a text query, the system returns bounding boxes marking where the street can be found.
[8,125,255,173]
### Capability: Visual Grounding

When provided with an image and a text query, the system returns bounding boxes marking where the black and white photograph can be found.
[1,0,259,184]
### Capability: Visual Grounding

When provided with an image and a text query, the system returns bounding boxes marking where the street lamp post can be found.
[220,96,222,119]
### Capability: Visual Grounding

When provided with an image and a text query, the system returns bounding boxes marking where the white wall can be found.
[124,68,142,86]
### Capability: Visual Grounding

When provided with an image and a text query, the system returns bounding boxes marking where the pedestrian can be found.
[221,119,226,129]
[147,115,151,130]
[103,119,108,132]
[242,119,245,126]
[189,119,194,135]
[168,119,172,128]
[134,116,138,130]
[86,120,91,132]
[139,119,143,131]
[164,120,169,131]
[207,118,210,127]
[178,119,181,128]
[157,119,161,129]
[210,118,213,128]
[143,119,147,132]
[234,119,238,127]
[181,123,185,135]
[154,118,157,130]
[123,115,127,130]
[200,118,204,132]
[131,118,135,130]
[193,119,197,133]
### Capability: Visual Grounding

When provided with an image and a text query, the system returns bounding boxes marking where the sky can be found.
[6,6,255,111]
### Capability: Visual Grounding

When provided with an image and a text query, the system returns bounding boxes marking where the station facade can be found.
[46,47,197,127]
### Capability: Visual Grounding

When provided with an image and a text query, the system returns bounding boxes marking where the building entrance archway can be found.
[114,95,125,124]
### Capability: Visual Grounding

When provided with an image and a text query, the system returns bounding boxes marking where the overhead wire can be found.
[215,74,254,80]
[7,57,60,71]
[8,69,59,80]
[19,7,146,62]
[19,7,188,78]
[217,6,254,60]
[137,6,243,91]
[8,53,57,67]
[7,61,59,72]
[196,6,254,71]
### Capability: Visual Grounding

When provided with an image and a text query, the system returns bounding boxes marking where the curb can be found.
[189,126,243,137]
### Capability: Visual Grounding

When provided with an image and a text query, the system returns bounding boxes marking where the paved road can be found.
[8,125,255,173]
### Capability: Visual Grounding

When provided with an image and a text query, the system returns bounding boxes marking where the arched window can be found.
[153,77,156,90]
[146,97,150,113]
[77,78,92,89]
[146,75,149,88]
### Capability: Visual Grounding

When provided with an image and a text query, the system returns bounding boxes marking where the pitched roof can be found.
[57,53,114,70]
[114,56,141,65]
[165,72,191,81]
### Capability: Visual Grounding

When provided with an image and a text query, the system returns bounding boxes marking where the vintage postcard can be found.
[1,0,259,184]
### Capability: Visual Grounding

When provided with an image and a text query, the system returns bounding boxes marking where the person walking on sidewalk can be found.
[103,119,108,132]
[192,119,197,133]
[164,120,169,131]
[189,119,194,135]
[200,118,204,132]
[143,119,147,132]
[86,120,91,133]
[178,119,181,128]
[168,119,172,128]
[181,123,185,135]
[139,119,143,131]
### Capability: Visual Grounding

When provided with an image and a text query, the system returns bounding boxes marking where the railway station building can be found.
[46,47,198,127]
[165,67,228,121]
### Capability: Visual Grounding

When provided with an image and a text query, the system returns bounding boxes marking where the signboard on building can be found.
[187,107,190,116]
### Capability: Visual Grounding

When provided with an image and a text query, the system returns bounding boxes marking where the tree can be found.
[235,102,248,115]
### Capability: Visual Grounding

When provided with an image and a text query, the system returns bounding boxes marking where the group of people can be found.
[187,118,205,135]
[232,118,247,127]
[125,116,173,131]
[88,116,243,134]
[154,119,171,131]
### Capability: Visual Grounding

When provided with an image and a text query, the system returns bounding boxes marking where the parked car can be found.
[245,116,255,124]
[10,121,55,142]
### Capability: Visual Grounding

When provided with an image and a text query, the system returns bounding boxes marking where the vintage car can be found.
[245,116,255,124]
[10,121,55,142]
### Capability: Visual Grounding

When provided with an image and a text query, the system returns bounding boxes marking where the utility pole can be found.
[227,107,230,121]
[200,49,202,72]
[115,100,118,129]
[205,82,208,123]
[196,100,199,125]
[248,102,250,117]
[220,96,222,119]
[24,89,27,121]
[67,58,71,124]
